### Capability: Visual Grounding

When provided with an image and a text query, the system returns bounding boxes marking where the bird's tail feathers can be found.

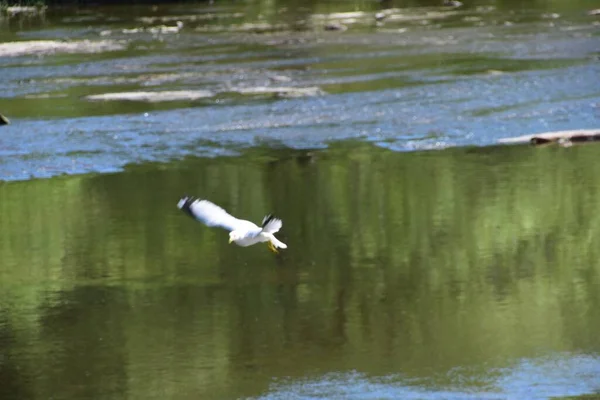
[261,214,282,233]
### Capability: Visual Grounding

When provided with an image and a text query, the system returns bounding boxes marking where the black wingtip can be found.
[262,214,275,228]
[178,195,198,219]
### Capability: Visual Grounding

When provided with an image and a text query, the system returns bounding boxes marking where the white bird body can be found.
[177,197,287,253]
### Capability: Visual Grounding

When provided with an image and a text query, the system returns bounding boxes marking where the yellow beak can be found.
[228,238,233,244]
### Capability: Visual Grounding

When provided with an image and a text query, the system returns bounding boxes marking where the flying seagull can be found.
[177,196,287,253]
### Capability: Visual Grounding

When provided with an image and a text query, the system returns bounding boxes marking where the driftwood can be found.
[498,129,600,147]
[0,113,10,125]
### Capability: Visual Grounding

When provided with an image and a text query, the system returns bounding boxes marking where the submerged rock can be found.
[3,6,47,17]
[234,86,325,98]
[147,21,184,34]
[324,22,348,31]
[309,11,373,31]
[0,40,125,57]
[377,10,459,24]
[195,21,289,34]
[443,0,463,7]
[312,11,368,20]
[86,90,214,102]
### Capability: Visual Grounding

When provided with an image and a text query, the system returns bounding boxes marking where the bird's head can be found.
[229,231,241,244]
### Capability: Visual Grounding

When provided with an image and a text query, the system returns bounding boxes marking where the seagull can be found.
[177,196,287,253]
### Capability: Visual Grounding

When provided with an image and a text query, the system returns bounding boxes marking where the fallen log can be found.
[0,113,10,125]
[498,129,600,146]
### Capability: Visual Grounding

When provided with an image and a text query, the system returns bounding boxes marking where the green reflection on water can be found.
[1,143,599,399]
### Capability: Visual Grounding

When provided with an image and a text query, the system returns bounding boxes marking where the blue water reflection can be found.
[259,354,600,399]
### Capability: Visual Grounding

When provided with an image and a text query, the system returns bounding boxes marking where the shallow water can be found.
[1,1,600,399]
[0,0,599,180]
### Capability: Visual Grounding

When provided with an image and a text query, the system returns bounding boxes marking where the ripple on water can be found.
[0,2,598,182]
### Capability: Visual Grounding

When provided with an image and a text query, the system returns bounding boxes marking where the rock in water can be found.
[443,0,463,7]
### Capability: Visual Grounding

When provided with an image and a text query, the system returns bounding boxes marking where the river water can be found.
[0,1,599,399]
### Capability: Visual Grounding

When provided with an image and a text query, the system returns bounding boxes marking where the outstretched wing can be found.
[261,214,283,234]
[178,197,248,232]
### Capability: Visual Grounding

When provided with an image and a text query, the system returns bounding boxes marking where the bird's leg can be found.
[267,241,279,254]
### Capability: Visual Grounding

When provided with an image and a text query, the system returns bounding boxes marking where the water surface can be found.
[1,143,600,399]
[1,1,599,399]
[0,0,599,180]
